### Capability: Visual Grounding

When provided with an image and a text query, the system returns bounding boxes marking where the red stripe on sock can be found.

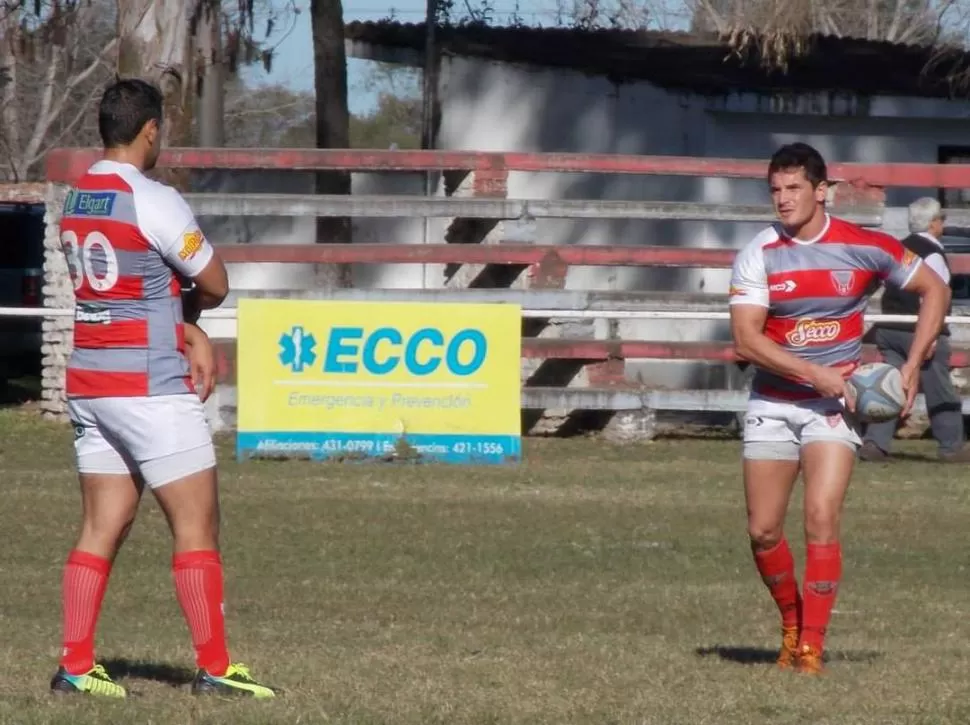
[801,542,842,652]
[754,538,802,628]
[60,550,112,675]
[173,550,230,676]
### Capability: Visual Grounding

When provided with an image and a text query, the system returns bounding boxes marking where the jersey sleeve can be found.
[923,252,950,285]
[729,235,770,308]
[862,230,922,289]
[136,184,215,278]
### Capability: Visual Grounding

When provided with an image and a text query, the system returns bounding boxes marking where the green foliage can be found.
[221,62,422,151]
[350,91,421,149]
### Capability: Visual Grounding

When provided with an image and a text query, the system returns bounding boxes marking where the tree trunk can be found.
[311,0,352,269]
[196,0,224,147]
[117,0,195,187]
[0,11,22,181]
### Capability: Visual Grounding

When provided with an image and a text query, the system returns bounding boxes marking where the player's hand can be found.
[807,364,847,399]
[185,323,216,403]
[899,361,920,417]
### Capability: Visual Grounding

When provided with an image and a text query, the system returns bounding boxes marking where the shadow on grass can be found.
[859,451,944,464]
[694,645,882,665]
[101,658,195,688]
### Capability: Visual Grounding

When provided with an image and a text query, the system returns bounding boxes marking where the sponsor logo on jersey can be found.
[64,190,116,217]
[75,304,111,324]
[769,280,797,293]
[729,285,747,297]
[785,318,841,347]
[830,270,855,295]
[179,229,204,261]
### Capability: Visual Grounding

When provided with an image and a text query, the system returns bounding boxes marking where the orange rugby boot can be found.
[776,626,800,670]
[794,643,824,675]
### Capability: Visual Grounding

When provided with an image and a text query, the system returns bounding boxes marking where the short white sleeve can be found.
[133,182,214,278]
[924,252,951,285]
[729,228,775,308]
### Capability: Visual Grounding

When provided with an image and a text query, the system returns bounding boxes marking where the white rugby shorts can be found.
[742,394,862,461]
[68,393,216,488]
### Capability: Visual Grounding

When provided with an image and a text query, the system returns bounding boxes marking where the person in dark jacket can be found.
[859,196,970,462]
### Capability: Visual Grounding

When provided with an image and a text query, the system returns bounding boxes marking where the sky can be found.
[240,0,692,115]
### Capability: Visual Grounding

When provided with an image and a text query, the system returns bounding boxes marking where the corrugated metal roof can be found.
[345,21,970,99]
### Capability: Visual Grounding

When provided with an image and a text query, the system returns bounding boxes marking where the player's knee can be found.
[171,515,220,551]
[747,523,784,551]
[804,506,840,544]
[81,507,138,551]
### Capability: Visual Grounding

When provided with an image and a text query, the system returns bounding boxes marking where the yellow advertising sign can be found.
[235,298,522,464]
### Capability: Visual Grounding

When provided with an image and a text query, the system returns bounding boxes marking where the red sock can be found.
[173,550,230,676]
[753,538,801,628]
[60,550,112,675]
[800,542,842,652]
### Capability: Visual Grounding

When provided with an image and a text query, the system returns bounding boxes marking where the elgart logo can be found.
[770,280,797,293]
[786,319,841,347]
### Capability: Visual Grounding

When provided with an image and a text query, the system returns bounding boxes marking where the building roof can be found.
[344,21,970,99]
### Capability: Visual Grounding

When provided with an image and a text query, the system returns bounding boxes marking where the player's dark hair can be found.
[767,143,828,188]
[98,78,163,148]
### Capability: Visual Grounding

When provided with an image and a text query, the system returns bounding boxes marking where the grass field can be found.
[3,404,970,724]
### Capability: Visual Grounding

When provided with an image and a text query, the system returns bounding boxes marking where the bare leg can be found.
[744,456,803,668]
[744,458,800,551]
[59,473,142,676]
[796,441,855,668]
[150,464,228,675]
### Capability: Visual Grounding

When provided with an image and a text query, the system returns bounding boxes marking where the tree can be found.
[116,0,299,190]
[349,62,421,149]
[117,1,196,148]
[219,79,315,148]
[532,0,970,78]
[0,0,117,181]
[311,0,352,258]
[687,0,965,69]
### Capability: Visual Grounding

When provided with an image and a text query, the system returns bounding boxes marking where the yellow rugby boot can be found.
[191,662,279,698]
[50,663,127,698]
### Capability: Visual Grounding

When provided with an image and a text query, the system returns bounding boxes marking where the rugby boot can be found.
[794,643,824,675]
[191,662,278,698]
[776,625,800,670]
[50,663,127,698]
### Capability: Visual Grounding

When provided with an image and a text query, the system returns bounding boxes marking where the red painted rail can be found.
[45,147,970,188]
[215,243,970,275]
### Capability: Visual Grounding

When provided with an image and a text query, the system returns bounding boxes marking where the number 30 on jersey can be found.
[61,230,120,293]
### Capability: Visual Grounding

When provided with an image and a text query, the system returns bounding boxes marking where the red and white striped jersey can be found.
[729,214,921,401]
[59,160,215,399]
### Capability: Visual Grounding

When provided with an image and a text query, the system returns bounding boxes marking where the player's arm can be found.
[900,263,950,371]
[731,305,810,380]
[184,322,216,402]
[143,187,229,324]
[729,238,847,397]
[875,234,951,412]
[181,256,229,325]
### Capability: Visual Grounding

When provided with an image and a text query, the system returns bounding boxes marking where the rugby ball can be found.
[845,362,906,423]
